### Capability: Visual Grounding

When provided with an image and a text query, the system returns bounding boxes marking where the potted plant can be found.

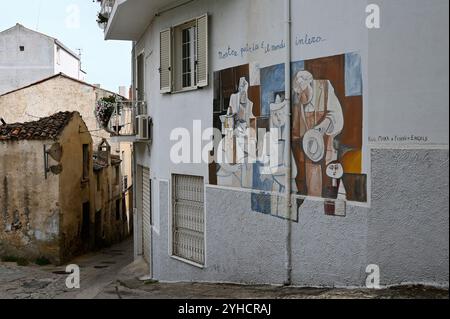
[97,12,108,29]
[95,95,117,133]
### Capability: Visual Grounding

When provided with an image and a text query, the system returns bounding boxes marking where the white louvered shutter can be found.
[142,168,151,265]
[160,28,172,93]
[196,14,209,88]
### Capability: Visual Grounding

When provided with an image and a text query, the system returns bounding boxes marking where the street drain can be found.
[53,270,71,275]
[94,265,109,269]
[101,261,116,265]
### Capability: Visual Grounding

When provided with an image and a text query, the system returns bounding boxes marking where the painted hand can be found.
[314,118,332,135]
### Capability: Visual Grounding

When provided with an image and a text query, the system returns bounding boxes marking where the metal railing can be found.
[100,0,115,18]
[107,101,148,137]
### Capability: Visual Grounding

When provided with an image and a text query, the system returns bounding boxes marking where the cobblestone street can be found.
[0,239,447,299]
[0,239,133,299]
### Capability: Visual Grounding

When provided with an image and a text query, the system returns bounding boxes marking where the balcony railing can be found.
[107,101,147,137]
[100,0,115,19]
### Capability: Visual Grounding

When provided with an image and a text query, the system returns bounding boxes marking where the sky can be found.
[0,0,131,93]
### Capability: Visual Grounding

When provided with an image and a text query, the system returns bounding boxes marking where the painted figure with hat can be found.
[292,70,344,198]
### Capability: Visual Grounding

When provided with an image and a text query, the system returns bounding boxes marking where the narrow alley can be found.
[0,238,447,299]
[0,0,448,303]
[0,239,133,299]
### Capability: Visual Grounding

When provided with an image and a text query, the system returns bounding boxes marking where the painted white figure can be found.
[260,95,297,215]
[217,77,255,189]
[261,95,288,176]
[229,77,255,137]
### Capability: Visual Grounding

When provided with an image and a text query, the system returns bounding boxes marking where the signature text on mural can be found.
[218,34,326,60]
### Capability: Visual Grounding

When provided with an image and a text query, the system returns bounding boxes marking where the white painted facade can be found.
[0,23,85,95]
[54,42,85,82]
[102,0,449,287]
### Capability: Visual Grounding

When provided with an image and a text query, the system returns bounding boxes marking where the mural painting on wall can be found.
[210,53,367,221]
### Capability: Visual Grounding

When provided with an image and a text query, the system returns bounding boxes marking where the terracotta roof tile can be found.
[0,111,76,141]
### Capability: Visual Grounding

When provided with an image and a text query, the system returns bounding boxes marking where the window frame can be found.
[82,144,90,181]
[159,14,209,94]
[177,21,197,91]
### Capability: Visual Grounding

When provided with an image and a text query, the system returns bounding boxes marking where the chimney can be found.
[129,86,133,100]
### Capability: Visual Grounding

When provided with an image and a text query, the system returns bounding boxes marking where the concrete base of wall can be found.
[148,149,449,288]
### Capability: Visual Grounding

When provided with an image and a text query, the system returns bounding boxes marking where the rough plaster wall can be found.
[0,25,55,95]
[368,149,449,286]
[0,76,113,146]
[135,0,448,287]
[58,114,95,261]
[153,150,449,287]
[153,180,288,284]
[93,163,125,247]
[0,140,60,263]
[292,202,369,287]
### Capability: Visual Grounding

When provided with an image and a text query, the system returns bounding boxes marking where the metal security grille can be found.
[172,174,205,265]
[142,168,151,264]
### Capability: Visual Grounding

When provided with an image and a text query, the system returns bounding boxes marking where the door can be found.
[95,210,102,249]
[142,167,152,271]
[81,202,90,251]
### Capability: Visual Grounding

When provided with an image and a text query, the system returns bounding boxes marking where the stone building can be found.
[0,112,126,264]
[0,72,134,229]
[0,73,116,145]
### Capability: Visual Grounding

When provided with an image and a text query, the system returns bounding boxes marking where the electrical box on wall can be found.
[135,115,153,142]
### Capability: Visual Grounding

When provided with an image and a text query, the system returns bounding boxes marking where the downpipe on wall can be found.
[284,0,293,286]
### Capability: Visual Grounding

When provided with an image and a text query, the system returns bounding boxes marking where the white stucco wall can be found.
[134,0,373,180]
[130,0,448,287]
[368,0,449,147]
[0,24,54,95]
[54,44,82,80]
[0,24,83,95]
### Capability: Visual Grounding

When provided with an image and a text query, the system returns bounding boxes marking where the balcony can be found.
[103,101,148,143]
[97,0,181,40]
[100,0,115,18]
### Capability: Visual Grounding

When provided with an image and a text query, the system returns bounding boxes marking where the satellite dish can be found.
[50,165,63,175]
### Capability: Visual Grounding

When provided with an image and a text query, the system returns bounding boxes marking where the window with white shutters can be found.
[159,14,209,93]
[171,174,205,266]
[196,14,208,88]
[160,29,172,93]
[142,168,151,264]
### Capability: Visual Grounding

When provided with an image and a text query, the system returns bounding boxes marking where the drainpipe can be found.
[284,0,293,286]
[131,41,138,260]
